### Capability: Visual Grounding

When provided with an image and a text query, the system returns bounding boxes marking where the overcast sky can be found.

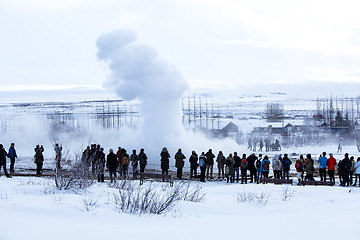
[1,0,360,89]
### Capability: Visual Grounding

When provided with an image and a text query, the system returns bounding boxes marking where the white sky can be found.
[1,0,360,89]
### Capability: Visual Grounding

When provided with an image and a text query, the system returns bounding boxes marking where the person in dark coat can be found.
[233,152,241,183]
[240,154,248,184]
[175,149,186,179]
[130,149,139,179]
[106,149,118,183]
[189,151,199,178]
[138,148,148,173]
[8,143,17,173]
[0,144,11,178]
[247,153,257,183]
[199,152,207,182]
[160,147,170,175]
[342,153,352,186]
[34,145,44,175]
[216,151,225,179]
[96,147,106,182]
[205,149,215,179]
[282,153,292,180]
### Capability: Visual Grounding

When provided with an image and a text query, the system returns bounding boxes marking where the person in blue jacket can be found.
[8,143,17,173]
[317,152,328,181]
[261,155,271,178]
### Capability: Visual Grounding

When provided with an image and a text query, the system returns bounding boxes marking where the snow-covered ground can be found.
[0,176,359,240]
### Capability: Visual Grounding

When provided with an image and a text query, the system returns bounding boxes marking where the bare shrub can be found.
[182,182,206,203]
[82,194,101,212]
[236,190,270,206]
[281,186,295,201]
[113,183,183,215]
[54,152,95,190]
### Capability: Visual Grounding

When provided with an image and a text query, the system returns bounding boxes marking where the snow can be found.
[0,176,359,240]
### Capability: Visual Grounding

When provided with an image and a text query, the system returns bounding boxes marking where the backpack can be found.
[226,159,232,167]
[121,155,129,166]
[262,161,269,171]
[199,158,206,167]
[241,159,247,168]
[139,153,147,165]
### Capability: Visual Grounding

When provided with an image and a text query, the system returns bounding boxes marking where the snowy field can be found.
[0,176,359,240]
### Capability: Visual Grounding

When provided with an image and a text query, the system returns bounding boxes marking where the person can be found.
[205,149,215,179]
[252,138,257,152]
[54,143,62,170]
[353,157,360,186]
[8,143,17,173]
[189,151,199,178]
[106,149,118,183]
[82,146,91,169]
[130,149,139,179]
[233,152,241,183]
[282,153,292,180]
[256,154,263,183]
[199,152,207,182]
[274,139,281,151]
[327,153,337,183]
[337,158,344,185]
[265,138,270,152]
[96,147,105,182]
[295,158,304,185]
[272,154,282,179]
[160,147,170,175]
[350,156,355,185]
[174,149,186,179]
[304,156,315,181]
[342,153,352,186]
[0,144,11,178]
[116,147,122,175]
[299,155,305,182]
[260,155,271,179]
[120,149,129,178]
[337,138,343,153]
[317,152,328,181]
[138,148,148,173]
[247,137,252,150]
[34,145,44,175]
[356,138,360,152]
[259,139,264,152]
[240,154,248,184]
[247,153,257,183]
[216,151,225,179]
[225,153,235,183]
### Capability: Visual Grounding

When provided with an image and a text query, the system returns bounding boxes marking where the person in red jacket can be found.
[327,153,337,183]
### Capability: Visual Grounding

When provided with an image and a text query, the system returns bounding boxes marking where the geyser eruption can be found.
[96,30,188,156]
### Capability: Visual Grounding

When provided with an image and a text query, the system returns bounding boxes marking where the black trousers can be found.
[36,163,43,175]
[0,161,10,177]
[319,168,326,181]
[10,157,15,172]
[241,169,247,184]
[328,170,335,182]
[250,169,257,182]
[162,169,168,175]
[177,168,183,179]
[140,164,146,173]
[190,167,197,178]
[200,167,206,182]
[274,170,281,179]
[262,171,269,178]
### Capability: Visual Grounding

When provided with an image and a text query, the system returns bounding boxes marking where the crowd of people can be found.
[1,142,360,188]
